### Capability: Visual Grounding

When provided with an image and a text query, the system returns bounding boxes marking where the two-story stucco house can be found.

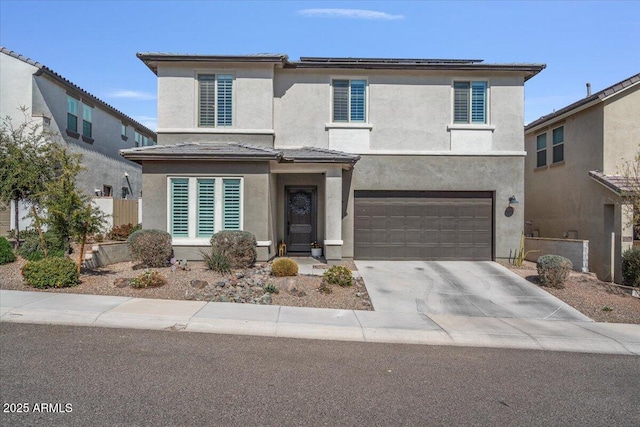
[524,73,639,283]
[122,53,544,263]
[0,47,156,234]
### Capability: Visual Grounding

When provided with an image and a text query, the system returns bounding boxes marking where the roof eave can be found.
[137,53,288,75]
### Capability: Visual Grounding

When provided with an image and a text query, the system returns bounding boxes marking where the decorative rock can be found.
[185,290,195,300]
[114,278,130,288]
[258,293,272,305]
[356,292,366,298]
[190,280,208,289]
[216,281,226,288]
[236,272,245,279]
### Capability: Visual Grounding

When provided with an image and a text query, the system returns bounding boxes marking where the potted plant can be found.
[310,241,322,257]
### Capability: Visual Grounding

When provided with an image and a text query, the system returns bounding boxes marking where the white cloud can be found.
[298,8,404,20]
[107,90,156,101]
[134,115,157,131]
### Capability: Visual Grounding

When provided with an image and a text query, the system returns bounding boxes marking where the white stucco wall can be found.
[0,51,39,126]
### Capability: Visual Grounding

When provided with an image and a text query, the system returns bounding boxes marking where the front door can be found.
[285,186,317,253]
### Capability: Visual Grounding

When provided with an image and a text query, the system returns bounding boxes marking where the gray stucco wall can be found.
[142,160,271,261]
[0,51,38,125]
[345,155,524,260]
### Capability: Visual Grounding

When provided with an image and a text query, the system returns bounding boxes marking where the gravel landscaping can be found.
[0,256,373,311]
[506,261,640,324]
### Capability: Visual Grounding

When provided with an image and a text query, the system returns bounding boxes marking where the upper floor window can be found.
[67,96,78,132]
[121,123,127,137]
[82,105,93,138]
[453,81,487,124]
[536,133,547,168]
[198,74,234,127]
[332,79,367,123]
[552,126,564,163]
[134,131,142,147]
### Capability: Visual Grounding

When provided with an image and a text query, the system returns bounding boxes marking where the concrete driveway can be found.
[356,261,591,321]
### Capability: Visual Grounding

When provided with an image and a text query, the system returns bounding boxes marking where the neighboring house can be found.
[524,73,640,283]
[122,53,544,263]
[0,47,156,232]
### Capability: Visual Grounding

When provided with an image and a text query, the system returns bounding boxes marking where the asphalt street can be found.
[1,323,638,426]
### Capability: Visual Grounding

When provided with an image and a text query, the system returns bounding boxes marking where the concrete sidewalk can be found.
[1,289,638,355]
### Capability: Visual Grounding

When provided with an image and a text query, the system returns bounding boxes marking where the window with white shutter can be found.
[197,179,215,238]
[454,81,487,124]
[332,79,367,123]
[170,178,189,237]
[223,179,241,230]
[199,74,234,127]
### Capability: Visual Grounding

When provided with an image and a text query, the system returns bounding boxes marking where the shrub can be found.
[107,223,139,241]
[271,258,298,277]
[127,229,172,267]
[622,247,640,287]
[263,283,279,294]
[17,230,65,261]
[22,257,79,288]
[536,255,572,288]
[0,237,16,265]
[323,265,353,287]
[210,231,257,269]
[202,250,232,274]
[130,270,167,289]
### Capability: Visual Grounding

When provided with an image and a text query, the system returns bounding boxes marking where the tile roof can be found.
[526,73,640,130]
[589,170,635,194]
[0,47,156,137]
[120,142,360,164]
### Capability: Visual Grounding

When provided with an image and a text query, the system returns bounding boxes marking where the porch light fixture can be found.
[508,195,519,206]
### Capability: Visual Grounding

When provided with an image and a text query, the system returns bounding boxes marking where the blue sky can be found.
[1,0,638,129]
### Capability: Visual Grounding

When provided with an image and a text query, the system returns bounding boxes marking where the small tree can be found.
[70,202,108,273]
[619,150,640,239]
[0,109,56,248]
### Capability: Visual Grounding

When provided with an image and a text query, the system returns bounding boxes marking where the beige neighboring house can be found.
[524,73,640,283]
[122,53,544,263]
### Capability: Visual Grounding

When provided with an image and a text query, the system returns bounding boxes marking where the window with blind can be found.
[552,126,564,163]
[453,81,487,124]
[82,104,93,138]
[332,79,367,122]
[198,74,234,127]
[169,177,243,239]
[536,133,547,168]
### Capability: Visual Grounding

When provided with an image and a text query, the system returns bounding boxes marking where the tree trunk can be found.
[13,197,20,250]
[31,205,48,257]
[77,234,86,274]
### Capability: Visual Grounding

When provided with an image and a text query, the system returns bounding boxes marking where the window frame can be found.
[552,126,564,164]
[67,96,78,132]
[197,73,235,128]
[536,133,547,168]
[452,80,488,124]
[331,78,368,123]
[134,131,142,147]
[82,104,93,138]
[167,176,244,244]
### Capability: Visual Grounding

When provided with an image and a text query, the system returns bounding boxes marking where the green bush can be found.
[323,265,353,287]
[202,250,232,274]
[622,247,640,287]
[271,258,298,277]
[130,270,167,289]
[17,230,65,261]
[536,255,572,288]
[127,229,172,267]
[210,231,257,269]
[107,223,140,241]
[0,237,16,265]
[22,257,79,288]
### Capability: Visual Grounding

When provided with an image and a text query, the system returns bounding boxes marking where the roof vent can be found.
[586,82,591,97]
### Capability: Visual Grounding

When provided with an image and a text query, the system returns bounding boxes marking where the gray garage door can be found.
[354,191,493,260]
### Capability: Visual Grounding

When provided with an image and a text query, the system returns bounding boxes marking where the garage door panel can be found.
[354,191,493,260]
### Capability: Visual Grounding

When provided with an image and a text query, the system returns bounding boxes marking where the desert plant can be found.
[107,223,138,241]
[127,229,172,267]
[130,270,167,289]
[17,230,65,261]
[21,256,79,288]
[0,236,16,264]
[263,283,279,294]
[322,265,353,287]
[210,231,257,269]
[271,257,298,277]
[622,247,640,287]
[201,249,232,274]
[536,255,572,288]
